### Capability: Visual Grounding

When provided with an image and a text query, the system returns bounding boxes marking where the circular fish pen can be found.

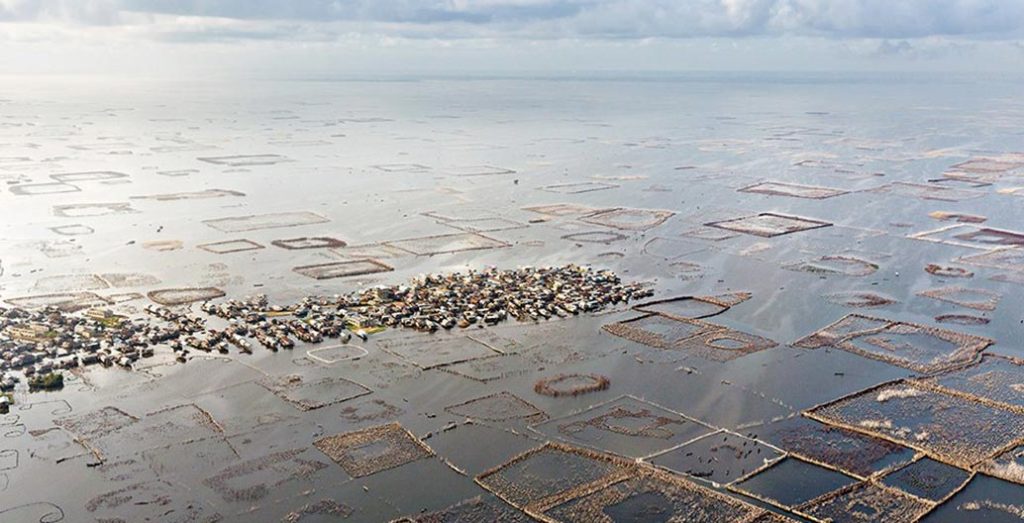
[534,373,610,397]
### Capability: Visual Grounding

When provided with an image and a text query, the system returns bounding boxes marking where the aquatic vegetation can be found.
[28,372,64,391]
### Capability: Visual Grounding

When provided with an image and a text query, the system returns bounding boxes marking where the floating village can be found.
[0,266,650,395]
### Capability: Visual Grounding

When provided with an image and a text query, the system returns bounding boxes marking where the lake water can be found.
[1,72,1023,522]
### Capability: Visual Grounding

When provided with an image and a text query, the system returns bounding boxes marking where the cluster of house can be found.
[343,265,653,331]
[0,306,180,391]
[1,265,650,393]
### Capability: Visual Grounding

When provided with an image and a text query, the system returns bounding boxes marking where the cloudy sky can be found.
[1,0,1023,76]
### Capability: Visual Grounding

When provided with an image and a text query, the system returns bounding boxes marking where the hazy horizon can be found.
[1,1,1023,76]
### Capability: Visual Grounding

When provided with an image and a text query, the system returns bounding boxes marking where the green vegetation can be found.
[28,372,64,391]
[99,316,124,328]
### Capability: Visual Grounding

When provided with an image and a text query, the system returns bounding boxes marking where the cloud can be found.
[874,39,914,56]
[1,0,1023,43]
[0,0,121,24]
[866,37,977,60]
[123,0,593,25]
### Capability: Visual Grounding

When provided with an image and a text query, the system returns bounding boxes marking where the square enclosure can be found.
[752,512,801,523]
[912,224,1024,249]
[444,165,516,177]
[979,444,1024,485]
[530,395,715,458]
[271,236,347,250]
[197,154,291,166]
[293,259,393,280]
[953,227,1024,247]
[6,291,110,311]
[282,500,354,521]
[634,295,732,320]
[730,457,858,509]
[446,392,548,423]
[475,443,632,511]
[203,211,329,233]
[203,448,329,503]
[918,354,1024,413]
[677,328,778,362]
[739,181,848,199]
[131,188,244,201]
[438,354,532,383]
[398,495,531,522]
[266,139,330,147]
[49,224,94,236]
[868,181,983,202]
[755,417,914,478]
[51,170,129,183]
[522,203,605,217]
[100,272,160,288]
[793,313,992,374]
[705,213,832,238]
[384,232,510,256]
[953,158,1024,173]
[53,202,138,218]
[55,406,138,441]
[796,482,932,523]
[923,474,1024,522]
[86,403,225,459]
[381,335,504,370]
[441,218,528,233]
[197,239,265,254]
[807,381,1024,466]
[330,243,409,260]
[86,479,222,523]
[427,423,540,477]
[680,226,740,241]
[152,143,216,153]
[957,247,1024,271]
[33,273,109,292]
[11,182,80,195]
[260,375,371,411]
[372,163,431,173]
[541,469,766,523]
[580,208,676,231]
[603,314,723,350]
[142,239,183,251]
[314,422,433,478]
[880,457,971,503]
[538,182,618,194]
[646,430,784,486]
[35,239,81,258]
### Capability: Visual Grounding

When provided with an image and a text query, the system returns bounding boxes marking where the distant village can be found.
[0,265,651,398]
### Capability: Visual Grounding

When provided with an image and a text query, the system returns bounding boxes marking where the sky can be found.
[1,0,1023,76]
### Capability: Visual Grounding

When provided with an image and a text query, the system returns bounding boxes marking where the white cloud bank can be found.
[3,0,1023,40]
[0,0,1022,75]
